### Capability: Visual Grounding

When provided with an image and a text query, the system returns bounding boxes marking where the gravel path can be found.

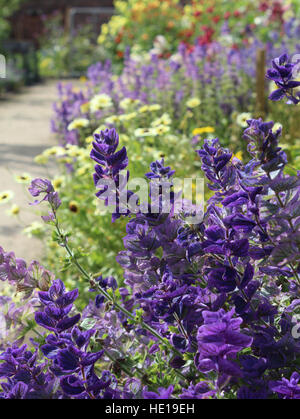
[0,81,60,262]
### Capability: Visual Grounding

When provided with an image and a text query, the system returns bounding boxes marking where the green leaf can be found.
[80,318,97,330]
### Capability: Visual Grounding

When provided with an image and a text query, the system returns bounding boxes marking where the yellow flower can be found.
[233,151,243,161]
[115,1,127,13]
[97,34,107,44]
[119,98,141,109]
[53,177,64,189]
[14,173,32,184]
[7,204,20,216]
[79,76,87,83]
[151,113,171,127]
[66,145,86,158]
[192,127,215,136]
[236,113,252,128]
[119,112,137,122]
[105,115,121,124]
[134,128,153,137]
[101,23,109,35]
[67,118,90,131]
[0,190,14,205]
[76,166,90,176]
[138,105,151,113]
[80,102,90,114]
[34,154,48,165]
[90,94,113,112]
[85,136,94,145]
[121,134,130,143]
[148,104,161,112]
[151,125,170,136]
[186,97,201,108]
[43,146,65,158]
[272,122,283,133]
[40,57,52,70]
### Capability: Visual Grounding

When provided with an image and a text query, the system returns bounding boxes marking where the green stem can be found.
[51,207,183,359]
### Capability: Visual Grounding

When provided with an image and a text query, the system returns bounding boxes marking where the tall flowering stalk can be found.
[267,53,300,104]
[1,51,300,399]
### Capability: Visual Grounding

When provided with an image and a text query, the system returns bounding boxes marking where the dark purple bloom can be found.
[266,53,300,104]
[143,385,174,399]
[270,372,300,399]
[28,179,54,197]
[145,159,175,180]
[180,382,216,399]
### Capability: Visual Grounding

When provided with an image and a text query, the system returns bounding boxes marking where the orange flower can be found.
[167,21,175,29]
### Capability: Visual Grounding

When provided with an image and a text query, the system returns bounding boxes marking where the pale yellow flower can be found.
[148,104,162,112]
[236,113,252,128]
[119,112,137,122]
[151,125,171,136]
[14,173,32,184]
[76,165,91,176]
[105,115,121,125]
[138,105,151,114]
[53,177,64,189]
[272,122,283,133]
[68,118,90,131]
[80,102,90,114]
[151,113,171,127]
[119,98,141,109]
[90,94,113,112]
[7,204,20,216]
[121,134,130,143]
[66,145,86,158]
[34,154,48,165]
[134,128,154,137]
[186,97,201,108]
[43,146,65,157]
[0,191,14,205]
[85,136,94,145]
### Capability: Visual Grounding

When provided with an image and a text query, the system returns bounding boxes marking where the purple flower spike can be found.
[28,179,54,197]
[266,53,300,105]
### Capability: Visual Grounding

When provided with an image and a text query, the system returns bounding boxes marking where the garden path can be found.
[0,81,61,262]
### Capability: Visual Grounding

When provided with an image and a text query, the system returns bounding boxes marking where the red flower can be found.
[259,1,269,12]
[185,30,194,38]
[187,44,195,54]
[224,11,231,19]
[212,15,221,24]
[197,27,215,46]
